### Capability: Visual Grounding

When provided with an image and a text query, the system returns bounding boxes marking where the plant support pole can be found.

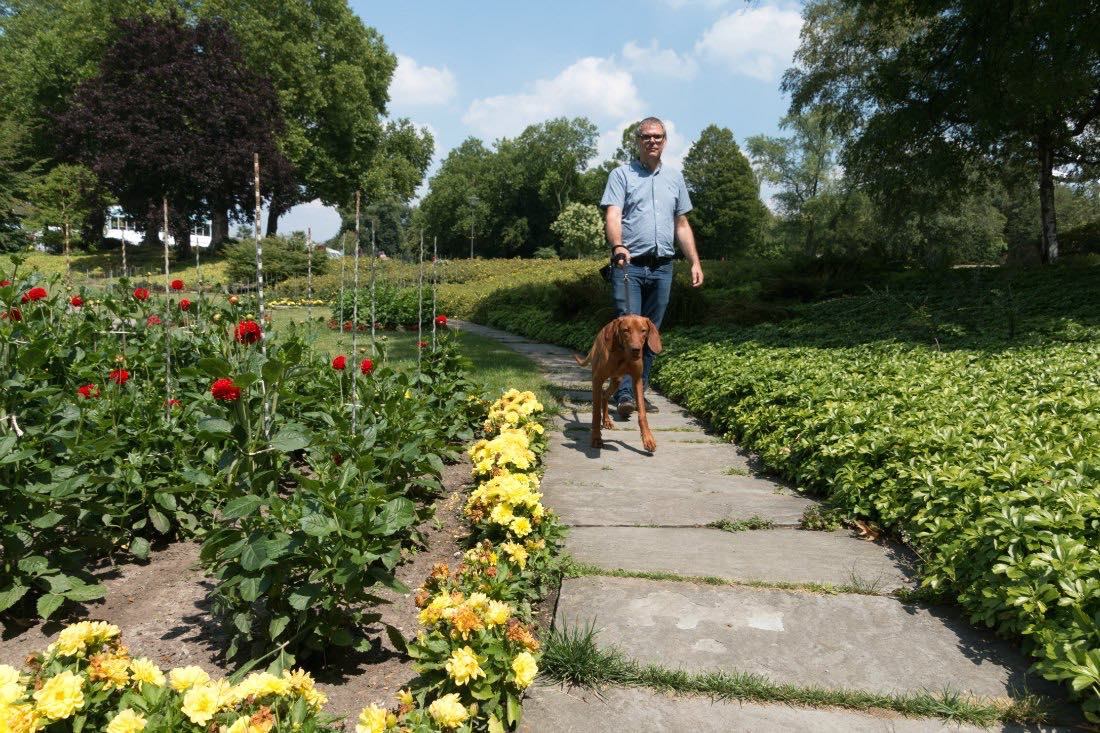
[162,198,173,417]
[306,227,313,335]
[417,231,424,373]
[351,191,361,435]
[369,219,377,357]
[253,153,270,439]
[431,236,438,350]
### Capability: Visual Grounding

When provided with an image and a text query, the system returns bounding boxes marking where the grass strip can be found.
[706,516,776,532]
[563,561,891,597]
[540,624,1052,727]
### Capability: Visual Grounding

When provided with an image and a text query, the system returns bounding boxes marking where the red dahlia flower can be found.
[166,398,181,408]
[417,340,428,348]
[21,287,47,303]
[234,319,262,345]
[332,355,347,370]
[133,287,149,301]
[0,279,10,286]
[3,308,22,321]
[77,384,99,399]
[109,369,130,385]
[435,314,448,326]
[179,299,191,311]
[146,315,162,326]
[360,358,374,375]
[70,295,84,307]
[211,378,241,401]
[170,279,184,291]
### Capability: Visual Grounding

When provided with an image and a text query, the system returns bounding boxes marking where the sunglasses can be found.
[637,134,666,142]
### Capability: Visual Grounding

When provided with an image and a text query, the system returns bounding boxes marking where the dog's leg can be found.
[590,376,603,449]
[634,375,656,452]
[602,377,619,430]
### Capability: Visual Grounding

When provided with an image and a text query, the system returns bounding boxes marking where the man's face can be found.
[636,125,666,161]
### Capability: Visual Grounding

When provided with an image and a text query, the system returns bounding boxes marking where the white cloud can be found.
[694,5,803,81]
[658,0,731,9]
[462,57,644,141]
[390,54,457,107]
[621,40,698,80]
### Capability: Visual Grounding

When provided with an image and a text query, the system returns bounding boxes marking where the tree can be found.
[58,14,291,256]
[785,0,1100,263]
[25,164,101,266]
[360,119,434,206]
[551,203,604,258]
[0,118,38,252]
[419,138,494,258]
[199,0,396,232]
[682,125,767,258]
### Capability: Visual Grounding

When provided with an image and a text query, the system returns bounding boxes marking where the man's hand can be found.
[690,261,704,287]
[613,245,631,267]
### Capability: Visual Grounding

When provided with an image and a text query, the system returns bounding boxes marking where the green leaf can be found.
[222,495,264,520]
[288,583,321,611]
[261,358,285,384]
[270,427,309,453]
[148,507,170,534]
[198,357,233,378]
[31,511,63,528]
[299,512,337,538]
[376,497,415,535]
[17,555,49,575]
[0,584,28,612]
[239,575,265,602]
[506,691,521,726]
[385,624,407,654]
[130,537,150,560]
[269,615,290,640]
[37,593,64,619]
[240,539,272,572]
[196,417,233,439]
[64,583,106,602]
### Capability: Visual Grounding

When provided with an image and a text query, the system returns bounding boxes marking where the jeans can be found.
[611,261,673,405]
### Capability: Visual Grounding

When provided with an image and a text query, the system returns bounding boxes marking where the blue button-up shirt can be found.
[600,160,692,258]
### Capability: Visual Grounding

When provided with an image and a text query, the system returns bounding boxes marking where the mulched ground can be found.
[0,460,475,730]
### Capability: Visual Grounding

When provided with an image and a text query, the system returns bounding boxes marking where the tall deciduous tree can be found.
[199,0,396,233]
[682,124,767,258]
[58,14,291,256]
[25,164,102,261]
[785,0,1100,263]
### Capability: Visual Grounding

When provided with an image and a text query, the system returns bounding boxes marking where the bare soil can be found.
[0,460,474,730]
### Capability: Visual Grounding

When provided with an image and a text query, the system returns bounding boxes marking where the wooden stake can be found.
[431,236,438,350]
[351,191,361,435]
[369,218,377,357]
[417,231,424,374]
[162,198,173,418]
[306,227,313,336]
[253,153,270,440]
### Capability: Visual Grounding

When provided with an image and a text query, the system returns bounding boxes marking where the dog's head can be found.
[614,315,662,360]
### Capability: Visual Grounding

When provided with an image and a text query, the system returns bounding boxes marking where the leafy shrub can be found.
[550,203,604,258]
[226,234,327,285]
[330,281,429,329]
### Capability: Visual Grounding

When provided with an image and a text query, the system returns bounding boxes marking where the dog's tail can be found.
[573,344,595,367]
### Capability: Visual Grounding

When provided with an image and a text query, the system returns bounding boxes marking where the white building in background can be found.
[103,206,212,249]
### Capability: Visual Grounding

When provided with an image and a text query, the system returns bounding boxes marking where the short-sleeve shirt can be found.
[600,160,692,259]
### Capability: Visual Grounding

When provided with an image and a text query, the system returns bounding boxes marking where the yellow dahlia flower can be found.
[32,670,84,720]
[427,693,468,729]
[355,703,388,733]
[129,658,165,687]
[181,684,221,726]
[106,708,147,733]
[485,600,512,626]
[512,651,538,689]
[445,646,485,686]
[168,665,210,692]
[509,516,532,537]
[500,541,528,569]
[0,664,23,706]
[2,702,38,733]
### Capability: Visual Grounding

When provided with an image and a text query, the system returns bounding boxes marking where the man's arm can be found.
[675,214,704,287]
[605,205,630,265]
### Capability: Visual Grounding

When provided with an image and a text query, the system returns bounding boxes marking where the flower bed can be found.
[352,388,562,733]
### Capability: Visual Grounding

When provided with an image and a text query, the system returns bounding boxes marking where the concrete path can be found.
[453,321,1073,732]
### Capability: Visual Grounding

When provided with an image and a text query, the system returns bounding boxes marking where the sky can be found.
[272,0,806,240]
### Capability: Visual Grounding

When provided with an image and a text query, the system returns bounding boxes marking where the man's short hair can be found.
[636,117,666,136]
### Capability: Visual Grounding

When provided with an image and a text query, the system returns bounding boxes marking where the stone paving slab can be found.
[547,427,754,471]
[555,576,1057,700]
[544,472,811,527]
[519,684,1058,733]
[566,527,916,590]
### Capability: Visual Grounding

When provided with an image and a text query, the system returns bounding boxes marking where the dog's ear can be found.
[601,317,621,351]
[646,318,662,354]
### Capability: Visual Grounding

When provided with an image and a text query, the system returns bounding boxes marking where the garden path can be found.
[454,321,1072,732]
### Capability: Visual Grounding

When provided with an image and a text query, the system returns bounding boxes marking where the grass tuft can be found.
[706,516,776,532]
[542,622,1052,726]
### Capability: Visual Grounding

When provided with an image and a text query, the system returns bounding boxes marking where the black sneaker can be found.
[643,398,660,414]
[616,396,635,419]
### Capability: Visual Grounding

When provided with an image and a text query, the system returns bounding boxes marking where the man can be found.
[600,117,704,418]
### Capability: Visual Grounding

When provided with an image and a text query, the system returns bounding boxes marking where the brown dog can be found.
[573,314,662,452]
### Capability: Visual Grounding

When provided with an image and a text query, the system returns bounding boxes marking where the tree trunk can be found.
[171,207,192,258]
[265,193,279,237]
[211,208,230,249]
[143,203,159,247]
[1037,143,1059,263]
[81,207,105,251]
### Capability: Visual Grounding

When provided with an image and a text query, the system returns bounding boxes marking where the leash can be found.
[613,250,630,314]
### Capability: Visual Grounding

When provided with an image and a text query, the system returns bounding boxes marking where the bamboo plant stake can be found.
[351,191,361,435]
[306,227,313,336]
[253,153,270,439]
[161,198,173,419]
[337,231,348,407]
[431,236,438,350]
[120,219,127,279]
[417,231,424,374]
[369,219,377,357]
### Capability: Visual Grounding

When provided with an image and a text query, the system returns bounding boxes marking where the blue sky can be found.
[275,0,805,240]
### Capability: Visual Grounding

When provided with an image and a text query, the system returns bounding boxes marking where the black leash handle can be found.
[612,251,630,314]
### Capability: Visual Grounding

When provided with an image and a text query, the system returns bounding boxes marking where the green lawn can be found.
[268,307,555,408]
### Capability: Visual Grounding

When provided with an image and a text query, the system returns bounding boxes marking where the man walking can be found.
[600,117,704,418]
